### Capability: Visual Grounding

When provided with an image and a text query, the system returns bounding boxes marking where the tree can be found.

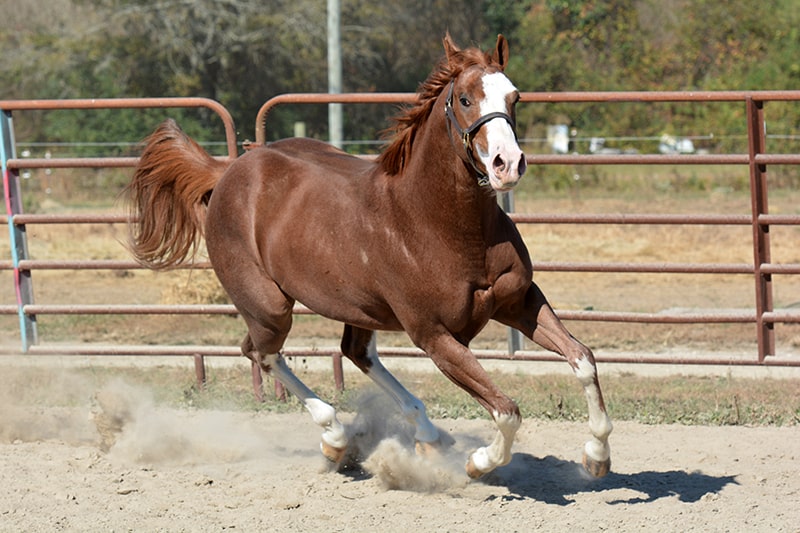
[4,0,800,153]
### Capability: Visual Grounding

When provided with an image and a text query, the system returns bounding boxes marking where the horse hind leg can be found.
[340,325,439,451]
[242,334,349,465]
[216,254,349,464]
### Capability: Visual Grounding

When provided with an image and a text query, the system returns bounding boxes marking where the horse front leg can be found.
[500,283,613,477]
[422,333,521,479]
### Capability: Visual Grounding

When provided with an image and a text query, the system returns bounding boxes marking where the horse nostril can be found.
[517,154,527,176]
[493,154,506,172]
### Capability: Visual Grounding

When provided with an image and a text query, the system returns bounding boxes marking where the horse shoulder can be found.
[485,212,533,302]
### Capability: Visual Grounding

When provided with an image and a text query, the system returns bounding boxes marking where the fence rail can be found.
[2,92,800,389]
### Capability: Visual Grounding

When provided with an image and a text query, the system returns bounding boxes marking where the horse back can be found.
[262,137,374,176]
[212,137,377,217]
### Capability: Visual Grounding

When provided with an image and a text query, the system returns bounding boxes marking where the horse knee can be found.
[240,335,261,365]
[568,342,598,386]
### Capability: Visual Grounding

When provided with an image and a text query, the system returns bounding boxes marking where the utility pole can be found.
[327,0,343,149]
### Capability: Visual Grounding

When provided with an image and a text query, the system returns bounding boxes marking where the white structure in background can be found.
[658,134,695,154]
[547,124,570,154]
[589,137,622,154]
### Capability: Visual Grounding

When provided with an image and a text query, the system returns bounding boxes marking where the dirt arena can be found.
[1,365,798,533]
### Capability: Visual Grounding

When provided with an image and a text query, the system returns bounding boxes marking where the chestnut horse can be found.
[127,34,612,479]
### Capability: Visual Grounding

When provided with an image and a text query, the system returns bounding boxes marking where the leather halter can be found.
[444,79,518,186]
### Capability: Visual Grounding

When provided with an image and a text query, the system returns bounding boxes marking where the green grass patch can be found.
[4,363,797,427]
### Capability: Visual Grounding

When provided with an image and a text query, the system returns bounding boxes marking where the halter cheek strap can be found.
[444,80,517,186]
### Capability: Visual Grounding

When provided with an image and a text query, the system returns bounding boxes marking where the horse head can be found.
[443,34,527,191]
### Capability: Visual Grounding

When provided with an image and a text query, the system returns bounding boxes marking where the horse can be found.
[127,33,612,479]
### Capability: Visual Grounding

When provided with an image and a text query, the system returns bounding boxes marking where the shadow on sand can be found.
[482,452,739,506]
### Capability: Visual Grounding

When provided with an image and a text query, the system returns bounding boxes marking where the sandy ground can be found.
[1,370,799,533]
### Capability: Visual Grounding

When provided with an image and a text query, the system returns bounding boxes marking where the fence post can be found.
[1,109,38,351]
[499,190,524,354]
[251,360,265,402]
[746,97,775,361]
[333,351,345,392]
[193,354,207,389]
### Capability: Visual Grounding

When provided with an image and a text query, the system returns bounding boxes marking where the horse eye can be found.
[459,96,471,107]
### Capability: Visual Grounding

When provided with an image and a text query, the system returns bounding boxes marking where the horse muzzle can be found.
[487,149,527,191]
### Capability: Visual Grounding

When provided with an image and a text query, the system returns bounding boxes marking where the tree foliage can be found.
[2,0,799,150]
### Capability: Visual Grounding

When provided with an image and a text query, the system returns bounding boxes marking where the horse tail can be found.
[126,118,231,270]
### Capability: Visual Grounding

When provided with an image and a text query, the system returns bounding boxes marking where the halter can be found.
[444,79,518,186]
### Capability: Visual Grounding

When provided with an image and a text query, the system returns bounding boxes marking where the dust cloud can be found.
[0,368,97,445]
[93,379,289,466]
[347,390,471,492]
[1,367,478,491]
[363,438,469,491]
[3,365,797,531]
[0,369,290,466]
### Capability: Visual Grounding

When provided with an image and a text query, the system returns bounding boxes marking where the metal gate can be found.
[2,92,799,386]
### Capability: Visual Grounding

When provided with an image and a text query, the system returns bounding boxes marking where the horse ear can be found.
[443,32,460,63]
[492,34,510,71]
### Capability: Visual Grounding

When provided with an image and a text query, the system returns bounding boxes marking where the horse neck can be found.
[393,104,500,236]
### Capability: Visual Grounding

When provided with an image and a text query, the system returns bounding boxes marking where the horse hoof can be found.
[464,457,485,479]
[321,440,347,464]
[415,439,439,457]
[582,452,611,478]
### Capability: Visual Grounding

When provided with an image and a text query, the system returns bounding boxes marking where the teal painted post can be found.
[1,109,38,351]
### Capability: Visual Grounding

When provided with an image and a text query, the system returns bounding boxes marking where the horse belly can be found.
[256,205,402,331]
[274,252,403,331]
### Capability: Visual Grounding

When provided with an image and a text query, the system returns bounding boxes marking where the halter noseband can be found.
[444,79,518,186]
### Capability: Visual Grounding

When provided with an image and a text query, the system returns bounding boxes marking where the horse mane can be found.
[377,37,498,176]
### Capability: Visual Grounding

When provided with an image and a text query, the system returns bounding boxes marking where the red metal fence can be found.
[2,92,799,387]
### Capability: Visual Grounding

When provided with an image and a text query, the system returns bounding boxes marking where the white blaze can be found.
[479,72,517,117]
[478,72,524,190]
